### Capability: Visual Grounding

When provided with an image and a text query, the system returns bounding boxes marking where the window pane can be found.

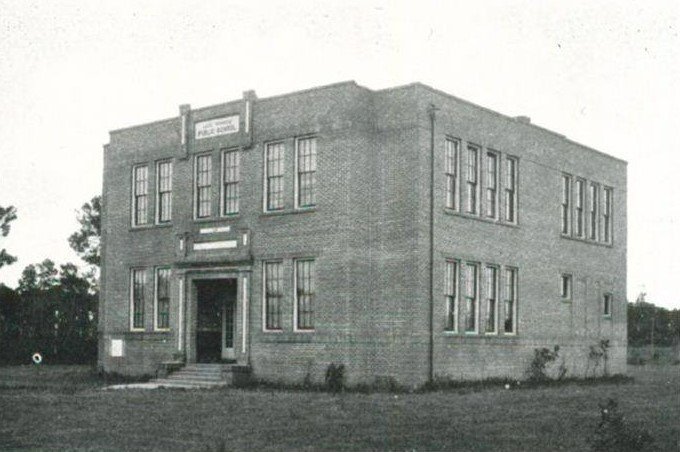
[133,166,148,226]
[265,262,282,329]
[445,261,457,331]
[196,155,212,217]
[132,269,146,329]
[266,143,285,210]
[223,150,240,214]
[297,138,317,208]
[504,268,516,333]
[465,264,477,332]
[485,266,497,333]
[156,268,170,329]
[296,260,315,329]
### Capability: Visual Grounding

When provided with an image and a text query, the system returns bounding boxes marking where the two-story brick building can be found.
[98,81,627,385]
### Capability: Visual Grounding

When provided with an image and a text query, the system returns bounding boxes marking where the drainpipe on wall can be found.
[427,104,439,383]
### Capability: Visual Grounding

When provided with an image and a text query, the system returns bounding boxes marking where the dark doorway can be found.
[195,279,237,363]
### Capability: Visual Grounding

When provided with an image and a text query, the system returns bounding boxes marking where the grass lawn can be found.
[0,365,677,451]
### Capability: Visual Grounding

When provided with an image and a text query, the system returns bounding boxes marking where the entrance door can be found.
[196,279,237,363]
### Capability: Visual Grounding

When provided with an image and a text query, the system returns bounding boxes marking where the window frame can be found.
[294,136,318,210]
[561,174,572,235]
[503,267,518,335]
[194,152,213,219]
[463,262,479,334]
[130,268,146,331]
[589,182,599,241]
[445,138,460,211]
[603,293,613,317]
[154,267,171,331]
[156,160,173,224]
[575,178,586,238]
[131,164,149,227]
[560,273,573,301]
[504,156,518,224]
[293,258,316,332]
[465,144,480,215]
[264,141,285,212]
[484,150,499,219]
[603,187,613,244]
[262,260,284,332]
[444,260,459,333]
[484,265,499,334]
[221,148,240,216]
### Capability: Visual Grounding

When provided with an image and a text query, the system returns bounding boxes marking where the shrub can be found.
[527,346,560,381]
[588,339,611,377]
[589,398,654,451]
[324,363,345,393]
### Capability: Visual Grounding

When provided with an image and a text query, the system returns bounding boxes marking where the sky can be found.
[0,0,678,308]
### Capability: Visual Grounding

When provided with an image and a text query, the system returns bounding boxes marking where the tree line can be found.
[0,198,100,365]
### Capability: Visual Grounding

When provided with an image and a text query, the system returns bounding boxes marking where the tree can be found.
[68,196,101,267]
[0,205,17,269]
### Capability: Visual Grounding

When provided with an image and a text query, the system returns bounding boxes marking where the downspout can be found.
[427,104,438,383]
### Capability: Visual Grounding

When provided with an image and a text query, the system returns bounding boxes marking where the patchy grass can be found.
[0,365,677,451]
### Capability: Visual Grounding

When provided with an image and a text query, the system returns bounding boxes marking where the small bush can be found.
[527,346,560,381]
[324,363,345,393]
[589,398,654,451]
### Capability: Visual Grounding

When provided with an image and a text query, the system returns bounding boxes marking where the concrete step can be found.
[166,374,224,381]
[153,379,227,388]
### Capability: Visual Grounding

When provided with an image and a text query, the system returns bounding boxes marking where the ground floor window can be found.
[464,263,478,333]
[504,268,517,334]
[445,261,458,332]
[295,259,315,330]
[131,269,146,330]
[484,266,498,333]
[263,261,283,330]
[155,268,171,330]
[603,293,612,317]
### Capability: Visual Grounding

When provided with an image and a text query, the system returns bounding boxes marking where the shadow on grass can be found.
[0,365,152,393]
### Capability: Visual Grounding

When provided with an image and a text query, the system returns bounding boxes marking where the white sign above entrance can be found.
[195,115,240,139]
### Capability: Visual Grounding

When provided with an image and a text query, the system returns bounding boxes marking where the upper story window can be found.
[603,187,613,243]
[466,145,479,214]
[485,151,498,219]
[503,267,517,334]
[222,149,240,215]
[589,183,599,240]
[195,154,212,218]
[156,161,172,224]
[575,179,585,238]
[445,139,459,210]
[265,142,285,211]
[444,260,458,332]
[132,165,149,226]
[504,157,517,223]
[294,259,316,331]
[296,137,317,208]
[130,268,146,330]
[561,175,572,235]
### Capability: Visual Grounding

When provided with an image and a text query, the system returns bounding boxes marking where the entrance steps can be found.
[151,363,251,389]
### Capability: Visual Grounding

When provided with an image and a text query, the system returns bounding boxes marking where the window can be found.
[132,165,149,226]
[195,154,212,218]
[589,183,598,240]
[504,157,517,223]
[445,260,458,332]
[561,175,571,235]
[603,187,613,243]
[296,137,317,208]
[295,259,315,330]
[445,139,459,210]
[464,263,478,333]
[131,269,146,330]
[222,149,240,215]
[485,152,498,218]
[561,274,572,300]
[157,161,172,223]
[504,268,517,334]
[466,145,479,214]
[155,268,170,330]
[265,142,285,211]
[603,293,612,317]
[484,266,498,333]
[263,261,283,330]
[575,179,585,237]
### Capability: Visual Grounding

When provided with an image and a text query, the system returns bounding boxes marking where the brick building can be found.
[98,81,627,385]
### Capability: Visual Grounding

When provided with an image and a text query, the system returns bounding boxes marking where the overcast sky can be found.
[0,0,678,308]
